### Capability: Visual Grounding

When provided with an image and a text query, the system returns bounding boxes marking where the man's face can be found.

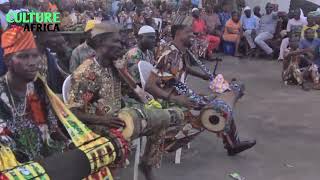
[244,10,251,18]
[47,34,70,53]
[265,4,273,14]
[293,10,300,20]
[253,7,260,14]
[289,39,299,50]
[88,1,95,10]
[305,29,315,41]
[223,4,231,12]
[178,26,194,48]
[232,13,240,22]
[9,49,40,82]
[307,16,315,26]
[0,2,10,13]
[140,33,156,50]
[192,10,200,18]
[100,32,124,63]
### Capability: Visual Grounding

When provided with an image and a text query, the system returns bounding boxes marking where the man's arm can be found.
[145,71,174,100]
[70,108,124,128]
[69,49,80,72]
[285,48,313,58]
[185,55,210,80]
[286,19,292,32]
[145,71,198,108]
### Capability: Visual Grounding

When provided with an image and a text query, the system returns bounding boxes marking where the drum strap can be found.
[38,75,116,180]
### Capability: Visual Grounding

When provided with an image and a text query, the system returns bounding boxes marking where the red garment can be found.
[192,18,207,34]
[206,35,221,55]
[193,18,220,55]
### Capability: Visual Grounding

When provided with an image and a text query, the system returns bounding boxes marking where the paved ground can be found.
[120,55,320,180]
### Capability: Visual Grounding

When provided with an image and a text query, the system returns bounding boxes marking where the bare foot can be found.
[312,83,320,90]
[234,53,243,58]
[139,162,156,180]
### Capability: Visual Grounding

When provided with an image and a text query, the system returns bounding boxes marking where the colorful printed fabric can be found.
[210,74,231,93]
[190,37,209,58]
[0,77,65,162]
[282,53,320,85]
[124,47,156,84]
[68,59,123,126]
[155,43,187,84]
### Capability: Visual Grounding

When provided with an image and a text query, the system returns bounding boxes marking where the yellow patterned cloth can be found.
[0,144,50,179]
[42,76,115,179]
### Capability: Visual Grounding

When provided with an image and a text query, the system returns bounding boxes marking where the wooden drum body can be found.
[117,108,143,141]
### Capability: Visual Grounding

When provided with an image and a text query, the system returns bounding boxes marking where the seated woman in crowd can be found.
[223,11,243,57]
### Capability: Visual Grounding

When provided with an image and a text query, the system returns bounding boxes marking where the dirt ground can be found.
[120,55,320,180]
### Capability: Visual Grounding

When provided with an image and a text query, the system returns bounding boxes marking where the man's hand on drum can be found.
[171,95,199,109]
[134,86,154,103]
[93,116,126,129]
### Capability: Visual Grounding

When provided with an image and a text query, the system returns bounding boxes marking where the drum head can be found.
[118,111,135,140]
[200,108,225,133]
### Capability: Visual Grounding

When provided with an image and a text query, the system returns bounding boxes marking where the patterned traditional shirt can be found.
[0,77,65,162]
[154,43,188,88]
[190,37,208,59]
[124,47,156,84]
[68,58,124,118]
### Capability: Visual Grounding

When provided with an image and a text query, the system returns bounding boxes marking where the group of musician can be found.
[5,0,320,179]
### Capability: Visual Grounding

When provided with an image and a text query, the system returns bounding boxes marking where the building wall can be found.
[245,0,319,14]
[290,0,320,15]
[245,0,290,13]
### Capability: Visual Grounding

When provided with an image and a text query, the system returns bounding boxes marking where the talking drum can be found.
[117,108,144,141]
[118,107,185,140]
[200,90,239,133]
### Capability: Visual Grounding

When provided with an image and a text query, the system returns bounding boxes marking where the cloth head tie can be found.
[1,27,37,56]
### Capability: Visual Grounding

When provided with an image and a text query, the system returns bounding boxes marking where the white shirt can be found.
[0,11,8,30]
[286,18,307,32]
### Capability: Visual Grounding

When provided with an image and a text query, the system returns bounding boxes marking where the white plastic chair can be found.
[138,61,154,90]
[153,18,163,32]
[62,75,72,103]
[137,61,189,164]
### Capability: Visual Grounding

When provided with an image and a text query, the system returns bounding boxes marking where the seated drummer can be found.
[124,25,158,85]
[67,21,182,180]
[282,33,320,90]
[145,15,256,156]
[0,26,70,163]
